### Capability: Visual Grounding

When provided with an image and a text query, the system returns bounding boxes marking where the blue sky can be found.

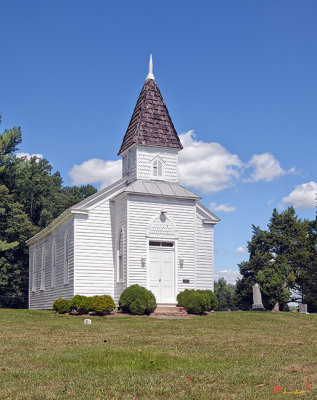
[1,0,316,283]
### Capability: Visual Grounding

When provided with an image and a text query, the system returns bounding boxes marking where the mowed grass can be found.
[0,310,316,399]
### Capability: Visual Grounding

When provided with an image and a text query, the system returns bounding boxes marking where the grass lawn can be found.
[0,310,316,399]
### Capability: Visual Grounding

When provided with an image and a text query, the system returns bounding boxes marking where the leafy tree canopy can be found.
[235,207,315,311]
[214,278,237,310]
[0,117,97,307]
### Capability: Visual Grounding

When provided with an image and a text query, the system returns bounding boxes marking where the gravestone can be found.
[84,318,92,325]
[252,283,265,311]
[299,304,308,314]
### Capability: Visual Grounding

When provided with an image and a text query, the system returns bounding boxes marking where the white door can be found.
[149,242,175,303]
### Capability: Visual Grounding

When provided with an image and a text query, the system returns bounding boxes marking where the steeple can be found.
[146,54,155,80]
[118,55,183,156]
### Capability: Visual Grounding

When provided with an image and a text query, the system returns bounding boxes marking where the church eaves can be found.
[117,56,183,156]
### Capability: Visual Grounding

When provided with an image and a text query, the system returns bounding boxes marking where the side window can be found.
[40,245,45,290]
[51,239,56,288]
[64,234,69,285]
[117,229,124,282]
[152,158,163,178]
[32,251,36,292]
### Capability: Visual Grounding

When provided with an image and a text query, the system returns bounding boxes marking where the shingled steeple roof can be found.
[118,56,183,156]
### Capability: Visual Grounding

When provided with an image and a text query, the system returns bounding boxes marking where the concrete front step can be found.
[152,306,187,314]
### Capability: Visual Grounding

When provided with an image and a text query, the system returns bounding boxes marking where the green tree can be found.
[5,156,64,227]
[301,219,317,312]
[60,185,97,210]
[4,154,97,228]
[0,125,22,175]
[214,278,237,310]
[0,185,37,308]
[235,207,310,311]
[0,118,97,307]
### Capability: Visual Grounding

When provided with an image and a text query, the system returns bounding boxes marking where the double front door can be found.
[149,242,175,304]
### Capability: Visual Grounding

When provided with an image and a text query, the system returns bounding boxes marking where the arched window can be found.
[152,158,163,178]
[64,234,69,285]
[51,238,56,288]
[32,251,36,292]
[117,229,124,282]
[40,245,45,290]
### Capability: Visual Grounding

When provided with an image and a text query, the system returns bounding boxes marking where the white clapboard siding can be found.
[122,147,137,183]
[29,216,74,309]
[112,196,128,303]
[127,195,196,297]
[136,146,179,182]
[74,200,114,297]
[195,207,214,291]
[73,181,128,299]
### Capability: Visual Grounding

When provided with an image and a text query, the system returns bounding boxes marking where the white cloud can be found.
[281,181,317,209]
[178,131,243,193]
[214,269,241,284]
[69,158,121,186]
[235,246,247,255]
[16,152,43,160]
[246,153,294,182]
[210,202,236,212]
[67,131,293,192]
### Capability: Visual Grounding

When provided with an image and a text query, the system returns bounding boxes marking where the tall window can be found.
[40,245,45,290]
[32,252,36,292]
[51,238,56,288]
[64,233,69,285]
[117,229,124,282]
[153,159,163,178]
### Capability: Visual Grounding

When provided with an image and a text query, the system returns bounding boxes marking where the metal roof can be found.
[119,180,201,200]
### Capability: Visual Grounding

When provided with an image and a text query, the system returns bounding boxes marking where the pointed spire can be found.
[118,69,183,156]
[146,54,155,80]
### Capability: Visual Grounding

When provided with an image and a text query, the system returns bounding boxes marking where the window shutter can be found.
[118,229,124,282]
[158,160,162,176]
[40,246,45,291]
[64,234,69,285]
[32,253,36,292]
[51,239,56,288]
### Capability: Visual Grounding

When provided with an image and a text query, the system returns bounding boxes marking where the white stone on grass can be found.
[84,318,92,325]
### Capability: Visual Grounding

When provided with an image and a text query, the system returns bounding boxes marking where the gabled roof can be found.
[196,202,221,224]
[118,77,183,155]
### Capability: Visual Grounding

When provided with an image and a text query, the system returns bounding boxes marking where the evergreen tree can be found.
[235,207,311,311]
[301,219,317,312]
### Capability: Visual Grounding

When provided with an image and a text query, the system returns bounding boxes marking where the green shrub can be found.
[130,298,146,315]
[197,289,218,311]
[185,291,209,314]
[70,295,91,314]
[176,289,195,308]
[119,284,157,315]
[90,295,115,315]
[52,298,71,314]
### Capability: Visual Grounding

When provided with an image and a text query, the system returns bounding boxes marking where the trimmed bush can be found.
[52,298,71,314]
[176,289,195,308]
[197,289,218,311]
[185,291,209,314]
[119,284,157,315]
[90,295,115,315]
[130,298,146,315]
[70,295,91,314]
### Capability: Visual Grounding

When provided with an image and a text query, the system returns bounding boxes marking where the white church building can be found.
[27,57,220,309]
